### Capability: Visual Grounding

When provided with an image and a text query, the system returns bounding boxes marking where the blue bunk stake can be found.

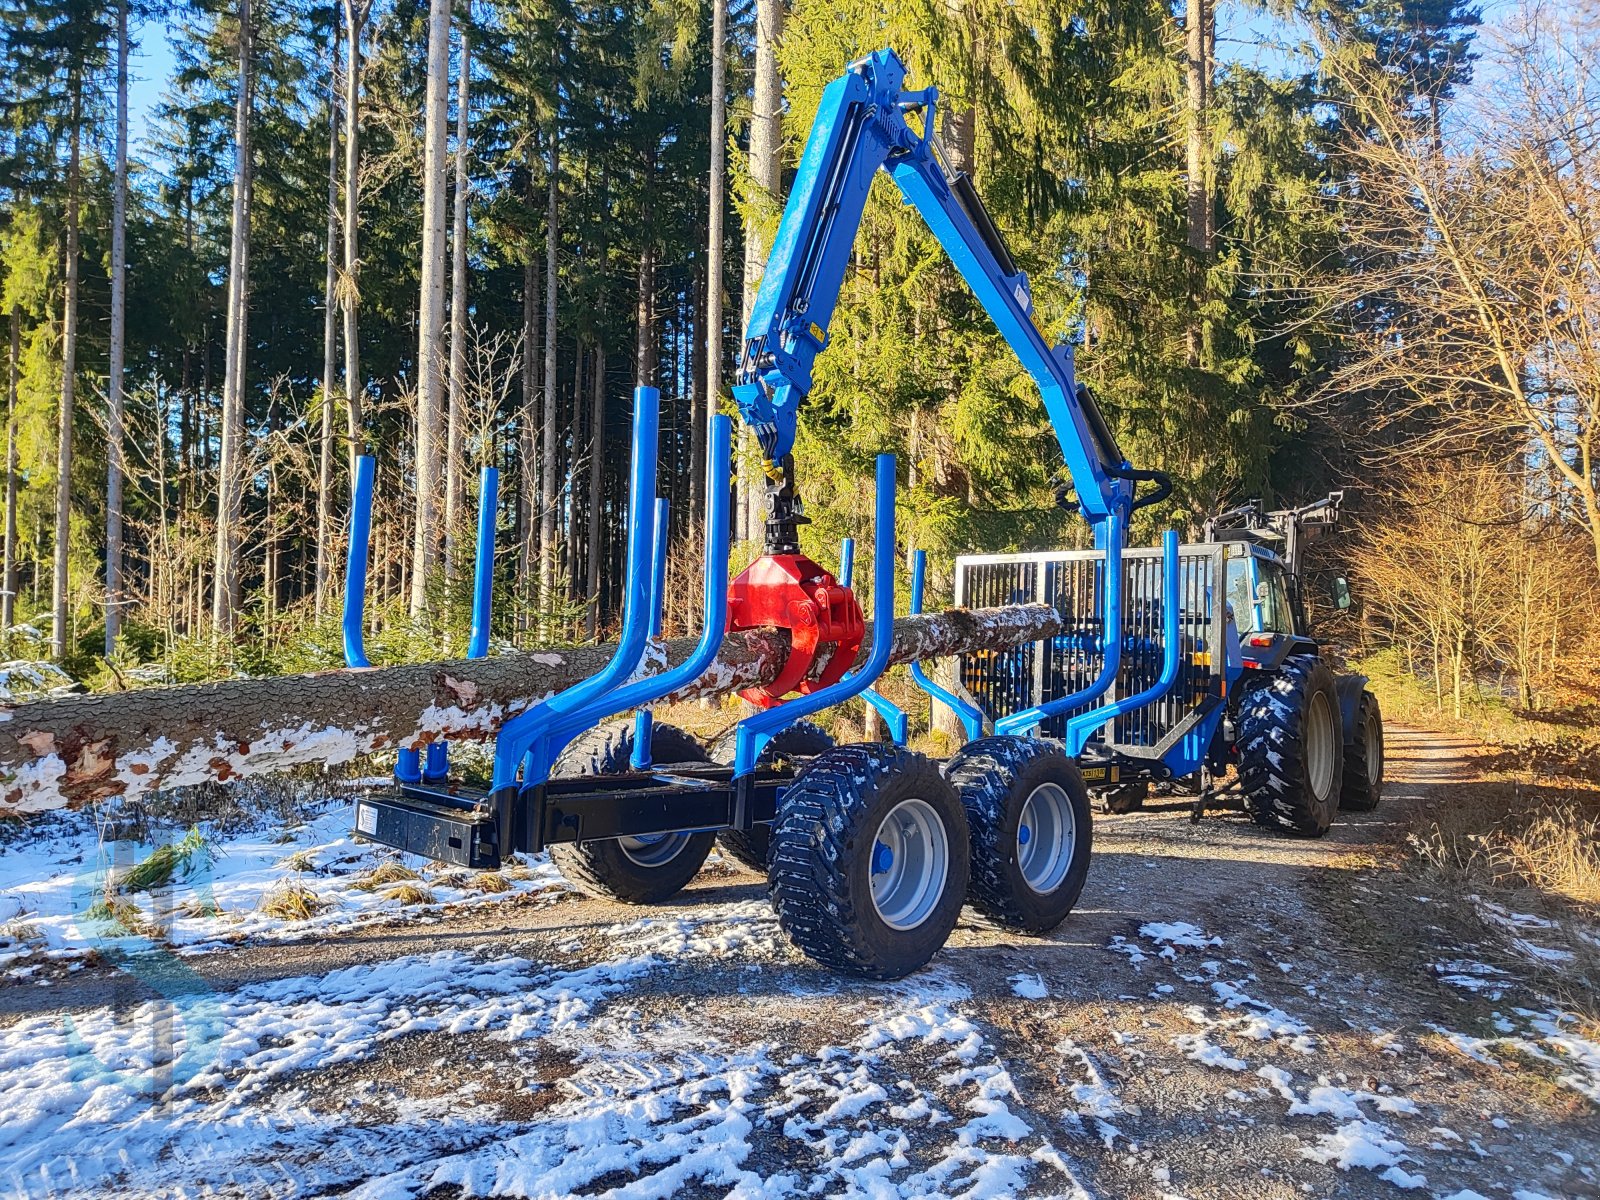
[732,455,898,776]
[839,536,907,745]
[490,387,663,791]
[343,454,424,783]
[631,497,671,770]
[343,454,376,670]
[1062,530,1182,757]
[468,465,499,660]
[994,511,1127,738]
[542,416,734,759]
[906,550,985,742]
[425,467,501,786]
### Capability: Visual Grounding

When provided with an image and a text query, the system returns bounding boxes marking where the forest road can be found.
[4,725,1597,1200]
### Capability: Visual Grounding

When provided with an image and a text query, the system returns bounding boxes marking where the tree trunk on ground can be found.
[341,0,370,477]
[0,603,1058,814]
[213,0,254,637]
[738,0,783,545]
[3,308,18,630]
[52,94,83,661]
[444,29,470,585]
[104,0,130,657]
[537,122,560,630]
[411,0,452,617]
[317,15,341,621]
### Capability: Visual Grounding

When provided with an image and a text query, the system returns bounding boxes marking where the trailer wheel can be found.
[1237,657,1344,837]
[1339,690,1384,812]
[945,737,1092,933]
[1097,781,1149,815]
[769,745,969,979]
[708,720,835,872]
[548,719,716,904]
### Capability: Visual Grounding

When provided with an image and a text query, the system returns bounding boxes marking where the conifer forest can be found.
[1,0,1597,714]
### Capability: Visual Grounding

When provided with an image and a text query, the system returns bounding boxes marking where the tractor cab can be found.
[1222,543,1317,671]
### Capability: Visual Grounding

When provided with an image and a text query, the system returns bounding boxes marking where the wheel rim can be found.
[868,798,950,931]
[1017,782,1076,894]
[1304,691,1337,802]
[1365,711,1383,786]
[618,831,693,867]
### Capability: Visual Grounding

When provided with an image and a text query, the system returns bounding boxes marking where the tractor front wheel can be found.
[1237,657,1344,837]
[769,745,969,979]
[548,719,716,904]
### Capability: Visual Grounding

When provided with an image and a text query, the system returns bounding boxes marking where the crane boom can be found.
[734,48,1142,552]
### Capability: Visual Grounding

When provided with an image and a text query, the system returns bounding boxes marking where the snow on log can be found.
[0,604,1057,815]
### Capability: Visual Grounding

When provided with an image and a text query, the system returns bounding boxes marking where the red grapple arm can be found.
[726,554,864,707]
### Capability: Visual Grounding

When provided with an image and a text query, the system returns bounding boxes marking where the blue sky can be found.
[122,2,1514,161]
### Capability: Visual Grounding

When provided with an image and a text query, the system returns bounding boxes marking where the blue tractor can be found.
[954,491,1384,833]
[349,49,1304,977]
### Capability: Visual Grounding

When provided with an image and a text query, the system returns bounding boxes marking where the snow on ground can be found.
[0,799,571,969]
[0,903,1098,1200]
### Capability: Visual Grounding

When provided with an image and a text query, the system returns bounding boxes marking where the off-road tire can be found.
[1339,689,1384,812]
[945,736,1092,933]
[1237,657,1344,837]
[708,720,835,872]
[1097,781,1149,814]
[547,718,716,903]
[769,745,969,979]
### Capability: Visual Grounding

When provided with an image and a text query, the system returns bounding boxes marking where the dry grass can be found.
[378,883,436,906]
[0,918,43,946]
[1407,782,1600,908]
[465,871,511,894]
[350,860,420,891]
[257,879,330,920]
[83,897,156,936]
[280,849,318,873]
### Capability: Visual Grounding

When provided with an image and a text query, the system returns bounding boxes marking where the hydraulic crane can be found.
[351,48,1184,980]
[725,50,1169,723]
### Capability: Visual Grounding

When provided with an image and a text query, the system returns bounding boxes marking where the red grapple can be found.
[726,554,864,707]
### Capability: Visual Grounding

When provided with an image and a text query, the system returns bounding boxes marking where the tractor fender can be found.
[1334,673,1369,744]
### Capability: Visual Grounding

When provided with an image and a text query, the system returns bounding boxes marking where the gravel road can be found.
[3,725,1596,1200]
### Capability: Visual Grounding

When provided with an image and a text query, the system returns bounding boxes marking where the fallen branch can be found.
[0,604,1057,815]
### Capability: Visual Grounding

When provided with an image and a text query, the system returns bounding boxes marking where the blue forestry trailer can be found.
[350,49,1381,979]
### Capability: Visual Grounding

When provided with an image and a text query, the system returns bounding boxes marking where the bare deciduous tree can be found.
[1317,7,1600,579]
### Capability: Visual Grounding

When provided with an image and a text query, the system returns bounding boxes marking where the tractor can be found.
[954,490,1384,835]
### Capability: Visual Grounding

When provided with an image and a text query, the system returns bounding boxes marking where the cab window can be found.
[1224,555,1295,635]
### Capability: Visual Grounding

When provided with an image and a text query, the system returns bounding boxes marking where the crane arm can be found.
[735,47,1142,549]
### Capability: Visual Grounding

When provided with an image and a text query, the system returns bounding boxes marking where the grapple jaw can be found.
[727,553,864,707]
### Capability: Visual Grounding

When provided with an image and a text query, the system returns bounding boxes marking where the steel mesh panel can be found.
[955,548,1222,753]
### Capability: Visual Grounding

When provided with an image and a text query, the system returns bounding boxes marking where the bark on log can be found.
[0,605,1057,815]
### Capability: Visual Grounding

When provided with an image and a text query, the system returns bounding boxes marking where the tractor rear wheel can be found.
[1237,657,1344,837]
[548,719,716,903]
[1339,690,1385,812]
[708,720,835,872]
[945,736,1092,934]
[769,745,969,979]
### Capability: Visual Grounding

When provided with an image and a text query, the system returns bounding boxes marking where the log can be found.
[0,604,1058,815]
